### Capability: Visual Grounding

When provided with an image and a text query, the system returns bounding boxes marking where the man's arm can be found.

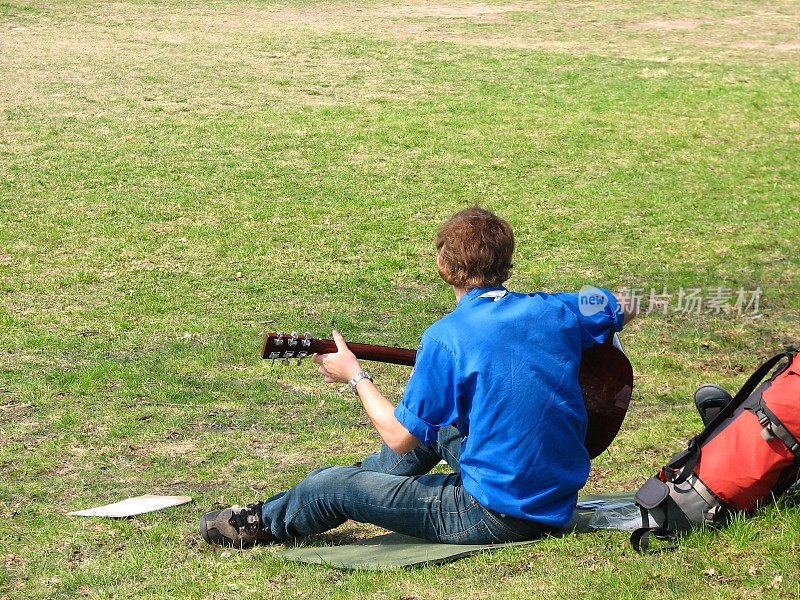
[312,330,420,455]
[612,293,639,327]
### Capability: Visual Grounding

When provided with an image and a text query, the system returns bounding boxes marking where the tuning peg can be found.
[274,331,285,346]
[302,332,313,347]
[288,331,299,347]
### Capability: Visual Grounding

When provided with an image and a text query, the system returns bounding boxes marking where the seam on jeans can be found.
[382,454,409,474]
[478,505,526,540]
[440,445,459,468]
[443,494,477,515]
[481,520,506,543]
[439,519,489,543]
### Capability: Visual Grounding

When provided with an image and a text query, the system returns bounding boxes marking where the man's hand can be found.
[312,330,363,384]
[312,330,420,454]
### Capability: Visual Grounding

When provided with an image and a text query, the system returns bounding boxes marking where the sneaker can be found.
[199,502,278,548]
[693,383,733,427]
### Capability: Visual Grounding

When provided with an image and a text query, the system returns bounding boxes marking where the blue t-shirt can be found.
[394,286,624,526]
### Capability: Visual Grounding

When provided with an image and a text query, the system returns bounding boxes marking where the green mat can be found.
[275,492,635,570]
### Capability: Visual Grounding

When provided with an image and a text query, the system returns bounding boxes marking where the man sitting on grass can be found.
[199,207,636,547]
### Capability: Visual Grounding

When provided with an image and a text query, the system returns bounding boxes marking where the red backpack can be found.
[632,348,800,552]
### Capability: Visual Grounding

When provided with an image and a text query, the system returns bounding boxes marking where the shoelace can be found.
[227,503,262,535]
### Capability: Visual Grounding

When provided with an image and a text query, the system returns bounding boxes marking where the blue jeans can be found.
[260,426,554,544]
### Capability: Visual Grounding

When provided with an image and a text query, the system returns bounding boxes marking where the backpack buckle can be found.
[754,407,776,442]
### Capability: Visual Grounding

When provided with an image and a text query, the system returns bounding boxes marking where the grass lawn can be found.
[1,0,799,598]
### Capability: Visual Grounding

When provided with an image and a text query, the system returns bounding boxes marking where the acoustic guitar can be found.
[262,331,633,459]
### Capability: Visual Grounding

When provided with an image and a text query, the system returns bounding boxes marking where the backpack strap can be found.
[750,398,800,456]
[666,350,796,486]
[631,524,677,554]
[631,477,678,554]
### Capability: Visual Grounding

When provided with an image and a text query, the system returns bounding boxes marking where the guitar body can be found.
[579,339,633,459]
[262,332,633,459]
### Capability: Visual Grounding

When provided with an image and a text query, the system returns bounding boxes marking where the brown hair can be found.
[435,207,514,289]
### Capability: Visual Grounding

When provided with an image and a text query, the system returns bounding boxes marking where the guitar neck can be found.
[313,339,417,367]
[261,330,633,459]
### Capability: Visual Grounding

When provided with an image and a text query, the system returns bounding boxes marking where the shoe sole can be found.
[199,513,235,546]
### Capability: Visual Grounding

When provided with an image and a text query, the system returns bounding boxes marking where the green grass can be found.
[1,0,799,598]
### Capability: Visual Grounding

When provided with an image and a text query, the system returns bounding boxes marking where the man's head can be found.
[435,207,514,290]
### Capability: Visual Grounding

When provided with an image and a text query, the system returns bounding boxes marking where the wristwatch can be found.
[348,371,373,395]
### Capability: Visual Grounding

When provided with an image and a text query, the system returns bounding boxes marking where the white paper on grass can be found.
[68,495,192,517]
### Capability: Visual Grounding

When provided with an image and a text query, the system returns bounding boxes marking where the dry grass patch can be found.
[3,1,800,119]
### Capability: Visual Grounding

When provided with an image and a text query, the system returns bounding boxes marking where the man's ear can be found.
[436,253,443,270]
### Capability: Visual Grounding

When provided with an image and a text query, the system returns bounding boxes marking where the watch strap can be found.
[348,371,373,395]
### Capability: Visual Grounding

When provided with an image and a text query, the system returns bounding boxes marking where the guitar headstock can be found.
[261,331,318,365]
